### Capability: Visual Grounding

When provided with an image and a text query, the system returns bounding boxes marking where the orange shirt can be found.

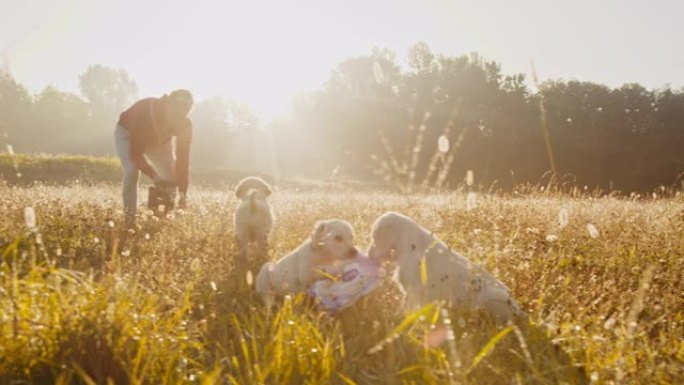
[118,96,192,193]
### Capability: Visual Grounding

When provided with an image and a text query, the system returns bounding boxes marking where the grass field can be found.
[0,182,683,384]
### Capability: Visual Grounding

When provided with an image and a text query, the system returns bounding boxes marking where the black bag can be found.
[147,181,177,216]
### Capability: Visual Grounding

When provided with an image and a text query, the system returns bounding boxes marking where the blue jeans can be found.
[114,124,175,217]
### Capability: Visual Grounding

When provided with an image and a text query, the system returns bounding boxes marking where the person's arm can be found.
[129,128,161,182]
[175,120,192,196]
[121,98,161,182]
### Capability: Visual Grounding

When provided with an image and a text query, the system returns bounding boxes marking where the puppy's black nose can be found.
[347,247,359,258]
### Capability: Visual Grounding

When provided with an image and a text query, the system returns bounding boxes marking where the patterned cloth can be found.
[308,255,382,312]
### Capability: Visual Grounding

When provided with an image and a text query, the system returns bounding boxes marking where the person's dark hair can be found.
[168,89,194,109]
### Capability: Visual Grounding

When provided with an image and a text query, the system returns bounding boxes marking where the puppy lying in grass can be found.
[368,211,524,323]
[255,219,360,303]
[233,177,274,263]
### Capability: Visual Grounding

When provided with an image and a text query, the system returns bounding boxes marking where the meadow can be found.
[0,181,682,384]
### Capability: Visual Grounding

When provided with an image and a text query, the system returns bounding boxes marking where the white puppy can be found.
[255,219,359,303]
[233,177,274,262]
[368,211,524,323]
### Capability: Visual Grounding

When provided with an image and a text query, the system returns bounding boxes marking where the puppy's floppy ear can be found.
[310,220,327,250]
[234,179,249,199]
[260,183,273,198]
[235,177,272,199]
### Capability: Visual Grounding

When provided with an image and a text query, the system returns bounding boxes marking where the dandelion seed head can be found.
[437,135,450,153]
[457,317,466,328]
[587,223,599,238]
[590,372,599,383]
[24,207,36,229]
[466,191,477,211]
[190,258,201,272]
[432,87,448,104]
[558,208,569,229]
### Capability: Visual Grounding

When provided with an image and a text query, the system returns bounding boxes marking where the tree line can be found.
[1,43,683,192]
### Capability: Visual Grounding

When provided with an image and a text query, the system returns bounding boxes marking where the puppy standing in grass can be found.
[255,219,360,303]
[233,177,274,263]
[368,211,524,323]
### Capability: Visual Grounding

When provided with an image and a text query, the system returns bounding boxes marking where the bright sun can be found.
[161,2,350,123]
[9,0,353,123]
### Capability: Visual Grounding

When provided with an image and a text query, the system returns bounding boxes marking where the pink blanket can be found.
[308,254,382,312]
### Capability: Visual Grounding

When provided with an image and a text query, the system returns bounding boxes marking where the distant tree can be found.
[0,52,681,191]
[408,42,435,75]
[316,47,404,177]
[314,44,537,190]
[0,75,33,149]
[297,44,684,192]
[33,86,99,153]
[78,64,138,120]
[190,97,262,168]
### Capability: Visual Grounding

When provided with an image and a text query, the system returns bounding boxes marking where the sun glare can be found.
[160,2,349,123]
[6,0,353,123]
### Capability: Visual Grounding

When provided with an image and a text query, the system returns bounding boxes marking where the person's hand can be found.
[155,180,178,190]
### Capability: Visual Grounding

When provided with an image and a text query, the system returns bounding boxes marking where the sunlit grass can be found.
[1,183,683,384]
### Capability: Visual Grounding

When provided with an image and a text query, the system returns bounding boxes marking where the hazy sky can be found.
[1,0,682,119]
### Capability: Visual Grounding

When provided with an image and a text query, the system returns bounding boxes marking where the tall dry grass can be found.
[1,183,683,384]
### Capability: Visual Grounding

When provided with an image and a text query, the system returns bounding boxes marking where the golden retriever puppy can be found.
[255,219,360,303]
[233,177,274,262]
[368,211,524,323]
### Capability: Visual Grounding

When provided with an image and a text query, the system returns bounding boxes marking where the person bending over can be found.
[114,89,193,219]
